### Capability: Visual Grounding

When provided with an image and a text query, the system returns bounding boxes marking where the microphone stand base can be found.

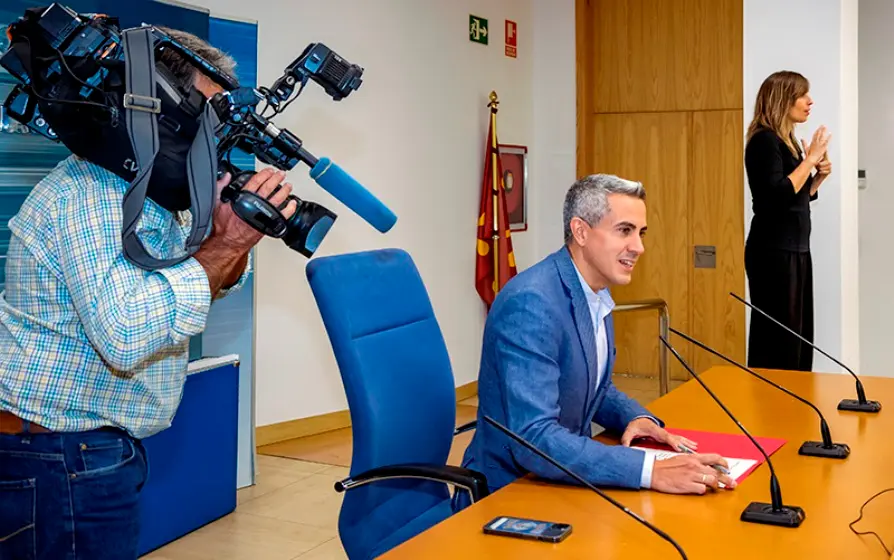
[798,441,850,459]
[838,399,881,413]
[741,502,805,527]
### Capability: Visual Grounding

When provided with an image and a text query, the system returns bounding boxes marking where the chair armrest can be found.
[334,464,489,503]
[453,420,477,436]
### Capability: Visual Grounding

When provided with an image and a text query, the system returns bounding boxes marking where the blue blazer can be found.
[461,246,661,494]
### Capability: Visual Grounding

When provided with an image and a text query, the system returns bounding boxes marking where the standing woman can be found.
[744,71,832,371]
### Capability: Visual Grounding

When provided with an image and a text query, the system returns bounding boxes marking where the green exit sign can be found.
[469,15,488,45]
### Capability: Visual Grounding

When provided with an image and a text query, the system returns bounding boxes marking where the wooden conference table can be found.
[381,366,894,559]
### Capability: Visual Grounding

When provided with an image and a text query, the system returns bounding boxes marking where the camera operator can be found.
[0,27,296,559]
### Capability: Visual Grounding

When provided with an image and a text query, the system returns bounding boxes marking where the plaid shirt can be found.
[0,155,248,439]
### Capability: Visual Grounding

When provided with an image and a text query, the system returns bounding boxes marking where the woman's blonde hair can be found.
[747,71,810,156]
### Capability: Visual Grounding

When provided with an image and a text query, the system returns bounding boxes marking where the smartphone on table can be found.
[483,515,573,543]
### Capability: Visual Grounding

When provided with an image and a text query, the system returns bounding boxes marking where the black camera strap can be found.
[120,26,217,271]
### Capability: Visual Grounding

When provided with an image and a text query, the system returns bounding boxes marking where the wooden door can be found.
[576,0,746,380]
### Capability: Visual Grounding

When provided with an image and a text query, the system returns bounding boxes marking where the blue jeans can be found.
[0,427,148,559]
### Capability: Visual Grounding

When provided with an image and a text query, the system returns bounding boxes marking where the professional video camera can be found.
[0,3,396,270]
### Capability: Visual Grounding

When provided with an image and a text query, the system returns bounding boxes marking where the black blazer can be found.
[744,128,817,253]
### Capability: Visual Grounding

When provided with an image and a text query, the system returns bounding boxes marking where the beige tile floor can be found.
[144,374,683,559]
[143,456,349,560]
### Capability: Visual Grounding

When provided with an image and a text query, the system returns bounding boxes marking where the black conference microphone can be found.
[481,415,688,559]
[670,327,850,459]
[658,336,805,528]
[670,327,851,459]
[730,292,881,413]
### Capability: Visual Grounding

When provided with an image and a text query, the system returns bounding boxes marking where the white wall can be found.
[530,0,577,260]
[189,0,575,426]
[743,0,860,373]
[857,0,894,377]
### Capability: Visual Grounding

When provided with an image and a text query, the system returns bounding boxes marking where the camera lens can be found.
[282,198,337,258]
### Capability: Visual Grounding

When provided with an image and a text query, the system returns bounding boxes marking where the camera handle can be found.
[218,162,294,238]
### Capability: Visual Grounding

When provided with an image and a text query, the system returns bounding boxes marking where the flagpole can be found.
[488,91,500,295]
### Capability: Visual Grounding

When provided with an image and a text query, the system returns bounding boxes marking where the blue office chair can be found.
[306,248,488,560]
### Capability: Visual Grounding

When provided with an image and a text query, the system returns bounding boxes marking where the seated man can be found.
[461,174,736,496]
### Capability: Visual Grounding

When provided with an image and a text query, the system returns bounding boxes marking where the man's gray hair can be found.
[563,174,645,243]
[155,26,238,88]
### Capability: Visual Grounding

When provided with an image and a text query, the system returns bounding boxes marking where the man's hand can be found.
[194,168,298,297]
[650,453,737,494]
[620,417,698,453]
[211,168,297,252]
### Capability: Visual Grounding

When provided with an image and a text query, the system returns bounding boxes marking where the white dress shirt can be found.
[572,262,655,488]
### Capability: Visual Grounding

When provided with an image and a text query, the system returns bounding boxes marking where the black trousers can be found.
[744,245,814,371]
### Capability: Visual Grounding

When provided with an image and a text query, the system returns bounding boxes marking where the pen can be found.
[676,442,732,476]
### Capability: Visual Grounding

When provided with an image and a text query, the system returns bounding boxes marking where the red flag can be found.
[475,94,517,308]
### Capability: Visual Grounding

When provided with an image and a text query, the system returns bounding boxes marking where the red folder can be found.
[634,428,787,483]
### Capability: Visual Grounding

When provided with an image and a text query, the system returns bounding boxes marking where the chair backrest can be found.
[306,248,458,559]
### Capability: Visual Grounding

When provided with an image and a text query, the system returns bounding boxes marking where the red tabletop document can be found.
[631,428,787,484]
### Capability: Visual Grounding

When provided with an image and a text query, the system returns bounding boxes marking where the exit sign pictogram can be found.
[470,15,488,45]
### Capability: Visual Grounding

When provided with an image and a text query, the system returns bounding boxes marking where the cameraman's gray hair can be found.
[155,26,238,88]
[563,174,645,243]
